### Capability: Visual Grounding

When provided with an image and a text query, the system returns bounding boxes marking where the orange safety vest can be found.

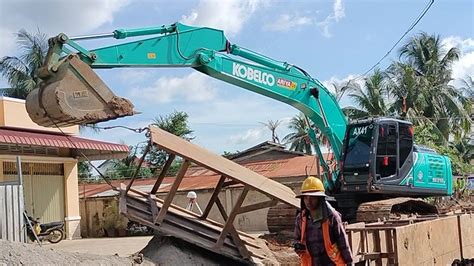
[299,210,346,266]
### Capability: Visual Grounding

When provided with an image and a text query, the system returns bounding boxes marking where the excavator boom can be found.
[26,23,347,191]
[25,23,453,208]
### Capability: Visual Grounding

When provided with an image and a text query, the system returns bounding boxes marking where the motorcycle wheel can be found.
[47,229,64,244]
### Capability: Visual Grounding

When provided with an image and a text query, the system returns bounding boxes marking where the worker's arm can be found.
[330,212,353,263]
[294,212,302,242]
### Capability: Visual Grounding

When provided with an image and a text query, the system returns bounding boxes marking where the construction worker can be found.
[294,176,353,266]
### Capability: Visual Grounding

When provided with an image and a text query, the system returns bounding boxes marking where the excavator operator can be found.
[294,176,353,265]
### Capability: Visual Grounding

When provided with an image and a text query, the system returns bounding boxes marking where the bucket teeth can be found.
[26,54,136,127]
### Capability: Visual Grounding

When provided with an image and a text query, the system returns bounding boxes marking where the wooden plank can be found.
[238,199,278,214]
[201,175,226,220]
[148,194,159,222]
[150,127,299,208]
[17,185,25,243]
[12,185,19,242]
[215,187,249,249]
[6,185,13,241]
[227,220,251,259]
[119,184,128,215]
[0,186,5,240]
[125,186,259,245]
[215,197,228,221]
[154,160,191,225]
[122,190,266,262]
[150,154,176,194]
[126,143,152,193]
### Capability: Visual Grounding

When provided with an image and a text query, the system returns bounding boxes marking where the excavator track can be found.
[355,197,438,222]
[266,197,440,231]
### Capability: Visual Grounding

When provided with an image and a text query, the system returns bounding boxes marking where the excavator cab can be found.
[341,118,413,192]
[26,40,136,128]
[341,118,451,196]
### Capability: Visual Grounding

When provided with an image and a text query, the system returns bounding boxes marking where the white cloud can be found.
[118,70,154,85]
[264,14,313,32]
[181,0,268,36]
[442,36,474,83]
[321,74,363,107]
[229,127,265,144]
[130,72,217,103]
[0,0,130,57]
[317,0,346,38]
[333,0,345,22]
[263,0,345,37]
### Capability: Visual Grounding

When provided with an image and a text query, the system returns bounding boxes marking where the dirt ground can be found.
[53,236,152,257]
[260,231,300,265]
[0,239,153,265]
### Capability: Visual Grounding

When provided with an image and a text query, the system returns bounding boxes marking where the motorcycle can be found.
[25,215,65,244]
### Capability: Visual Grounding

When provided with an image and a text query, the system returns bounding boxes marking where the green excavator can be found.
[25,23,452,221]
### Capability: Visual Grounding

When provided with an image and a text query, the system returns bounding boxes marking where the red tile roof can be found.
[0,128,129,152]
[80,154,332,198]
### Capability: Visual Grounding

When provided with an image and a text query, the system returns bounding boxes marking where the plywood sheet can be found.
[150,127,299,208]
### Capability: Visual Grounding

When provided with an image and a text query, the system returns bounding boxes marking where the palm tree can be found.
[459,76,474,99]
[330,81,352,102]
[386,62,426,118]
[0,29,48,99]
[283,113,312,154]
[396,32,470,141]
[345,69,390,119]
[260,119,281,143]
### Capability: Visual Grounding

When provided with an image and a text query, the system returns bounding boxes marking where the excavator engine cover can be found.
[26,54,136,127]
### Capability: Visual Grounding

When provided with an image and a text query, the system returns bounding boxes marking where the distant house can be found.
[94,156,151,179]
[227,141,307,163]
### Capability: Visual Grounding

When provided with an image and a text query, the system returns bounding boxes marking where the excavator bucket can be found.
[26,54,136,127]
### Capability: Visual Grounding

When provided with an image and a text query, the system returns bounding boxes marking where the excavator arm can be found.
[26,23,348,192]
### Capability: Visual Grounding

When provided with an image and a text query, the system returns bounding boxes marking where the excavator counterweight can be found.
[26,54,135,127]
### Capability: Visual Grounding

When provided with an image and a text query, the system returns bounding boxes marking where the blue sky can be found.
[0,0,473,154]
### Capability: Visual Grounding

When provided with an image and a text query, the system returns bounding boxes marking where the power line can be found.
[353,0,435,81]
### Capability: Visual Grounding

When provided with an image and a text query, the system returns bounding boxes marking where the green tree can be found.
[78,161,92,181]
[146,111,194,174]
[414,123,472,175]
[330,81,352,102]
[107,144,152,179]
[283,113,312,154]
[395,32,470,142]
[346,69,390,119]
[0,29,48,99]
[260,119,281,143]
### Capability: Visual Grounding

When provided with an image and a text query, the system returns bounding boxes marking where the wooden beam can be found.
[213,187,251,259]
[201,175,226,220]
[148,194,159,222]
[215,197,228,221]
[154,160,190,225]
[119,183,128,215]
[237,199,278,214]
[126,142,151,193]
[150,154,176,194]
[215,187,249,249]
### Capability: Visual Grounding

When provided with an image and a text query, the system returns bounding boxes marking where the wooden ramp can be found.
[119,127,299,264]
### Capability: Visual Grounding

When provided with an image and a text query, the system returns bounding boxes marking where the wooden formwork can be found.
[347,212,474,265]
[119,127,300,264]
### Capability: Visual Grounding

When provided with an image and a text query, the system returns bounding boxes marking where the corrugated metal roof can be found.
[80,154,329,198]
[0,128,129,152]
